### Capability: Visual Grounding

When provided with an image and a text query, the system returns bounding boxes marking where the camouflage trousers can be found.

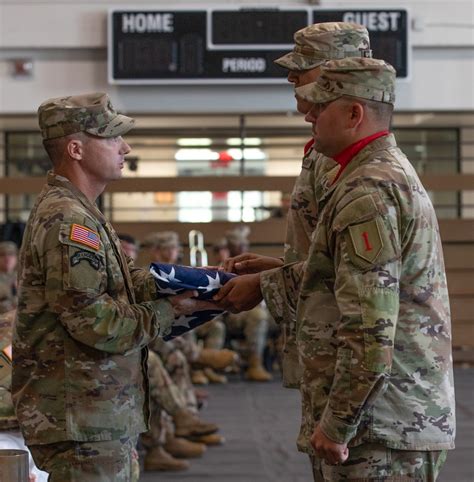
[152,341,198,413]
[226,304,269,358]
[309,443,447,481]
[148,349,186,416]
[143,350,186,448]
[195,318,226,349]
[29,436,140,482]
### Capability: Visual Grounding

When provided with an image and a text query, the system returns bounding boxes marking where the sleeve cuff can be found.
[318,405,359,445]
[149,299,175,337]
[260,267,289,325]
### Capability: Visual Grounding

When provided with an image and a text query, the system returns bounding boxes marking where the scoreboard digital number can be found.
[108,8,409,84]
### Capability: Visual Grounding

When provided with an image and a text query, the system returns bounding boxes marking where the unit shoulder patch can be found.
[348,219,383,264]
[70,250,102,270]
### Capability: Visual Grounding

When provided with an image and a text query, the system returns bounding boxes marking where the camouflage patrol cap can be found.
[274,22,371,71]
[225,226,250,246]
[0,241,18,256]
[38,92,135,140]
[142,231,180,249]
[296,58,396,105]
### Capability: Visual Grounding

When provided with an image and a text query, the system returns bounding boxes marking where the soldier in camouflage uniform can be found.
[0,241,19,314]
[0,310,49,482]
[223,226,273,381]
[12,93,213,482]
[287,58,454,480]
[217,23,372,389]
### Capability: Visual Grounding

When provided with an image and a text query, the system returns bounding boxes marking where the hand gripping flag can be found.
[150,263,236,341]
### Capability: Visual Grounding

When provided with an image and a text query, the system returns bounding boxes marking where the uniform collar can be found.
[332,131,390,184]
[319,134,398,203]
[47,171,107,225]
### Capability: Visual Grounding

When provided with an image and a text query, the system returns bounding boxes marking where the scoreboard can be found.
[108,7,409,84]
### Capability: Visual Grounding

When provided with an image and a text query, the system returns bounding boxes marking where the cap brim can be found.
[86,114,135,138]
[274,52,326,71]
[295,82,342,104]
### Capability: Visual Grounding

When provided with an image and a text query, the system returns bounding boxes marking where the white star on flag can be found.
[157,286,181,295]
[151,266,182,284]
[197,272,223,293]
[174,314,198,329]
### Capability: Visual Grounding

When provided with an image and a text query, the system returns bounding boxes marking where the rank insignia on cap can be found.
[70,224,100,251]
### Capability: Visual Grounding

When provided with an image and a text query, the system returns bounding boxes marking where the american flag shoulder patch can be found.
[70,223,100,251]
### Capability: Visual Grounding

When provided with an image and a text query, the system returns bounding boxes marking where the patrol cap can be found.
[225,226,250,246]
[38,92,135,141]
[296,58,396,105]
[213,237,228,250]
[142,231,180,249]
[0,241,18,256]
[274,22,371,71]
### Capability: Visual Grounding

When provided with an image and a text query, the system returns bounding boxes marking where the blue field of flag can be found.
[150,263,236,340]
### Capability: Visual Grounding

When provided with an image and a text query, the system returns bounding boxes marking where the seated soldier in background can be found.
[0,310,48,482]
[223,227,272,382]
[0,241,18,314]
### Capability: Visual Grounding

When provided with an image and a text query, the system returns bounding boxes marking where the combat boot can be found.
[144,446,190,471]
[189,433,226,446]
[245,355,273,382]
[203,367,228,384]
[195,348,238,370]
[173,408,218,438]
[191,369,209,385]
[164,436,206,458]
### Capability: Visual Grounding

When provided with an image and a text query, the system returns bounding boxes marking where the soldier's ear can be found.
[349,102,365,127]
[66,138,84,161]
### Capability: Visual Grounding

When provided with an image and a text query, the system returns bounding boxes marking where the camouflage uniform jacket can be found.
[12,172,174,445]
[295,134,455,452]
[0,313,17,430]
[261,140,337,388]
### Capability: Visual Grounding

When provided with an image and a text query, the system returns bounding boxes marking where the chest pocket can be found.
[59,223,106,293]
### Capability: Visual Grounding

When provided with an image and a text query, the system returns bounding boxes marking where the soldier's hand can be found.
[168,290,217,316]
[311,424,349,466]
[221,253,284,274]
[213,273,263,312]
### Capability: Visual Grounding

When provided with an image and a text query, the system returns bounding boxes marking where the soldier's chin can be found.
[296,99,312,115]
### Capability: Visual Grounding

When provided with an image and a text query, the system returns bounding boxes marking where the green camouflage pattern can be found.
[0,311,17,430]
[195,318,226,349]
[310,443,447,481]
[275,22,371,71]
[225,303,269,359]
[142,350,186,449]
[38,92,135,140]
[148,349,186,416]
[0,271,17,314]
[260,143,337,388]
[295,134,455,453]
[152,339,199,413]
[12,171,175,445]
[0,241,18,256]
[30,436,139,482]
[296,57,396,105]
[142,230,180,249]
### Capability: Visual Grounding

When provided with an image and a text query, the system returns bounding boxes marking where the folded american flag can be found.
[150,263,236,341]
